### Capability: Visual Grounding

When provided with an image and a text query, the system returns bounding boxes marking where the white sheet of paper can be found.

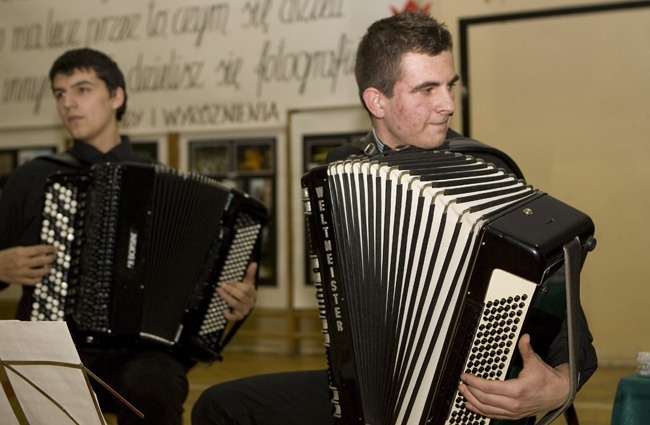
[0,320,105,425]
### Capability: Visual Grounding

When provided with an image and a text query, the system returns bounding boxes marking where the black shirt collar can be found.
[69,135,139,165]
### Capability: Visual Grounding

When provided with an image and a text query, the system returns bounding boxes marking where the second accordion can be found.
[32,161,269,362]
[302,146,595,425]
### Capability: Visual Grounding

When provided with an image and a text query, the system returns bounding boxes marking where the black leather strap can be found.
[442,136,525,180]
[326,130,526,182]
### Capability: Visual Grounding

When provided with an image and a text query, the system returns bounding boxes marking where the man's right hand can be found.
[0,245,56,286]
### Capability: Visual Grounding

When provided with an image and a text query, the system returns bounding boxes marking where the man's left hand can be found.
[217,262,258,321]
[458,333,570,420]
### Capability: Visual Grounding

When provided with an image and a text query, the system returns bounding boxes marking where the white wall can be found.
[0,0,390,133]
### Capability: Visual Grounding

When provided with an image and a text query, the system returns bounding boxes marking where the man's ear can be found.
[111,87,125,111]
[362,87,385,119]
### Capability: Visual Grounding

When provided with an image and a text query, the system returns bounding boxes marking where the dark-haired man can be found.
[191,11,597,425]
[0,48,257,425]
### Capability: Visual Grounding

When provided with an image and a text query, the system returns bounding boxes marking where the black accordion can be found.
[32,161,268,362]
[302,146,595,425]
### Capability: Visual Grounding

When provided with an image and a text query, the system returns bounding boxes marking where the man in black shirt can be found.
[191,11,597,425]
[0,48,257,425]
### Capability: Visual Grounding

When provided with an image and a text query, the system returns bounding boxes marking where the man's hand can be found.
[458,333,570,420]
[0,245,56,286]
[217,262,258,321]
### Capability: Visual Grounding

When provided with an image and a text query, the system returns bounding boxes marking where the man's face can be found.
[374,51,458,149]
[52,68,122,146]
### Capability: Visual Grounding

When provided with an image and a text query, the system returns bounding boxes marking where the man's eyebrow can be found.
[411,74,460,91]
[52,79,96,92]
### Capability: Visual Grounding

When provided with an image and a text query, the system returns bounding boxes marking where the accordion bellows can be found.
[33,162,268,362]
[302,147,594,425]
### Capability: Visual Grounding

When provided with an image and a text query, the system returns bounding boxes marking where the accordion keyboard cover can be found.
[33,161,269,362]
[302,147,594,425]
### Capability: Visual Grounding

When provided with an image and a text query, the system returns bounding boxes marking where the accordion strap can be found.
[442,136,526,180]
[349,132,525,180]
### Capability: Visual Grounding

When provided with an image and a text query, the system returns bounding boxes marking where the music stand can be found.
[0,320,138,425]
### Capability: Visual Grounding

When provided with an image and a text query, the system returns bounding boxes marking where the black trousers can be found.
[80,347,191,425]
[190,369,540,425]
[191,369,335,425]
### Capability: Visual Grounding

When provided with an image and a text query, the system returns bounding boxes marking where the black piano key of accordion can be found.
[75,163,123,333]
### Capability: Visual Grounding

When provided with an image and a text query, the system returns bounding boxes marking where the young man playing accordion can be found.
[192,10,597,425]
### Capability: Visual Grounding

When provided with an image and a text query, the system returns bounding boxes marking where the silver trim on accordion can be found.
[33,161,269,362]
[302,147,595,425]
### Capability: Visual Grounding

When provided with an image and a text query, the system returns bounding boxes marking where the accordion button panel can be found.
[446,268,537,424]
[32,179,85,322]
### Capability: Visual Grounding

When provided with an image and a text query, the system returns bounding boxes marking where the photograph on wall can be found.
[304,137,346,170]
[236,144,273,173]
[190,144,231,175]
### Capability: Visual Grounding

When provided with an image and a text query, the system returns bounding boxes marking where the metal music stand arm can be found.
[82,365,145,419]
[0,360,144,423]
[535,237,582,425]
